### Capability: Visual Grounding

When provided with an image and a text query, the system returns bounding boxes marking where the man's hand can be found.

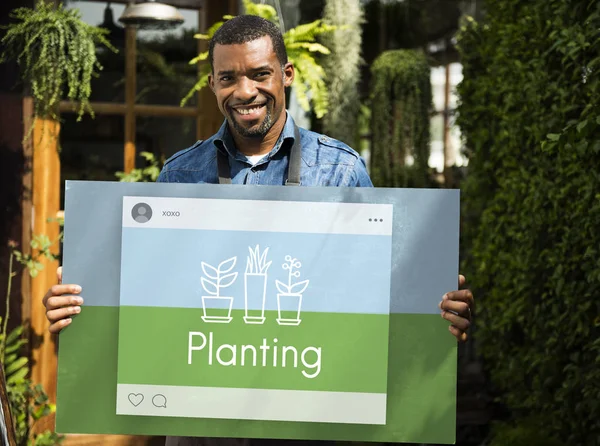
[42,267,83,334]
[439,275,473,342]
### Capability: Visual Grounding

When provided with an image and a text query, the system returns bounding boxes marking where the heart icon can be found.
[128,393,144,407]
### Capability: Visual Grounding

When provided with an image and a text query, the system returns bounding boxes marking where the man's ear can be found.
[283,62,294,88]
[208,73,215,93]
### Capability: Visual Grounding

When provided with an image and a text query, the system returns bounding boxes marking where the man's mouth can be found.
[232,104,266,116]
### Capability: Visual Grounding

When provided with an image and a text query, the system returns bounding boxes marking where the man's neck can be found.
[230,112,287,156]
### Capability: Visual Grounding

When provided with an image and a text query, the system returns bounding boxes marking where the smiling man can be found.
[42,14,474,446]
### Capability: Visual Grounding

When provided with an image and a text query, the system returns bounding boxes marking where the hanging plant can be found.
[322,0,364,146]
[0,0,116,122]
[369,49,432,187]
[181,0,335,119]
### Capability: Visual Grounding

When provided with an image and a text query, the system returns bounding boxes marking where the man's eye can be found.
[255,72,270,79]
[220,76,232,82]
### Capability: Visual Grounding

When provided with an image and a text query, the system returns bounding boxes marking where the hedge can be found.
[456,1,600,445]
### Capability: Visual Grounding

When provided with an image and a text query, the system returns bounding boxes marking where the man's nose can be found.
[234,77,258,101]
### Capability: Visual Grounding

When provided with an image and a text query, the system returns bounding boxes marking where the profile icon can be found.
[132,203,152,223]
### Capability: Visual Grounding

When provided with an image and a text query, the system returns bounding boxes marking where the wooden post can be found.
[20,97,34,337]
[124,25,137,173]
[30,117,61,432]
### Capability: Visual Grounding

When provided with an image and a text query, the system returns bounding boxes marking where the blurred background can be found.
[0,0,598,445]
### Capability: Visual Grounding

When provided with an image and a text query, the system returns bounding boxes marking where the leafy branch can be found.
[0,0,117,122]
[181,0,336,118]
[3,237,63,445]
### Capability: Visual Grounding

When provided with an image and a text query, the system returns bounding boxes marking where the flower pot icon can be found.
[244,245,272,324]
[200,257,238,323]
[275,255,309,326]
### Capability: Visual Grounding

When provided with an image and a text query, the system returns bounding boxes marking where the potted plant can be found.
[243,245,272,324]
[200,257,238,323]
[275,255,310,326]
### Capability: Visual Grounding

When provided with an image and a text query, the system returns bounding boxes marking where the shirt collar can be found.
[213,111,297,161]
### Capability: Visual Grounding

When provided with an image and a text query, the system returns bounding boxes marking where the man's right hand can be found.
[42,267,83,334]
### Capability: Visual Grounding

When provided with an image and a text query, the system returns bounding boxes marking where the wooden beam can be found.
[124,25,137,174]
[20,97,33,343]
[59,101,197,118]
[30,117,61,432]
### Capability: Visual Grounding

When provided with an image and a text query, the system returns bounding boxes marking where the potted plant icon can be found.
[200,257,238,323]
[275,255,310,326]
[244,245,272,324]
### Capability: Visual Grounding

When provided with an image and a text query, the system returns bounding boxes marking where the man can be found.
[43,15,473,446]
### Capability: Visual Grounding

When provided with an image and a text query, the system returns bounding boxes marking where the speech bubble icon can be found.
[152,394,167,408]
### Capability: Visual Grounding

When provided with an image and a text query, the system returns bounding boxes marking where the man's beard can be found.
[230,102,274,138]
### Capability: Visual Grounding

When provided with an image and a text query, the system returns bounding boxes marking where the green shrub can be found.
[457,1,600,445]
[369,49,432,187]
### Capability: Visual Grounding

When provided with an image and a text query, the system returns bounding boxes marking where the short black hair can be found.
[208,15,288,71]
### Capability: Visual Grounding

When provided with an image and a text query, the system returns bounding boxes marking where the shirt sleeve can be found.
[156,167,169,183]
[349,157,374,187]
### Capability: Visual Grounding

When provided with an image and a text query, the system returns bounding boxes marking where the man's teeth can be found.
[236,106,263,115]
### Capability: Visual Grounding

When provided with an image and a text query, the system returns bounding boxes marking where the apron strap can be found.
[217,125,302,186]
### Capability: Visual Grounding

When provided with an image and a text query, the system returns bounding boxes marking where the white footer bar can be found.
[116,384,386,425]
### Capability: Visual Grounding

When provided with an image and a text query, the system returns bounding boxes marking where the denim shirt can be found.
[157,113,373,187]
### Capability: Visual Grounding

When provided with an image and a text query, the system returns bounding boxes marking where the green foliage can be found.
[321,0,364,147]
[0,0,116,121]
[115,152,162,183]
[369,49,432,187]
[456,1,600,445]
[182,0,335,118]
[3,240,63,445]
[488,418,565,446]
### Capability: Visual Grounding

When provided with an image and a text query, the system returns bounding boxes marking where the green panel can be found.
[57,308,456,444]
[117,307,389,393]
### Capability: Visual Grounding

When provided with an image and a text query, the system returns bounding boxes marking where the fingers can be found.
[441,309,471,332]
[439,298,471,318]
[43,284,82,308]
[57,266,63,284]
[45,294,83,312]
[49,318,73,334]
[449,325,468,342]
[443,289,474,313]
[46,305,80,324]
[458,274,466,288]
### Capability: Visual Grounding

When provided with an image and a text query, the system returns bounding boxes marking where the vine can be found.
[321,0,364,146]
[0,1,116,122]
[369,49,431,187]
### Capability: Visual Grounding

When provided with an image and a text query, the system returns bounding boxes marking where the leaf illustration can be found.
[290,280,309,295]
[249,246,257,272]
[201,262,218,280]
[275,280,290,295]
[201,277,218,295]
[219,272,238,288]
[261,261,272,274]
[245,256,252,274]
[260,247,269,267]
[218,257,237,274]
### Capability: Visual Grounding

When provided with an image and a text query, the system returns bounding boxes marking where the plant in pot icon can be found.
[244,245,272,324]
[275,255,310,326]
[200,257,238,323]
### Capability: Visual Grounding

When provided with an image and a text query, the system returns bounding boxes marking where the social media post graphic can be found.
[116,196,394,425]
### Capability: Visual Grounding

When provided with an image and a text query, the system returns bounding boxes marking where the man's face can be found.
[209,36,294,138]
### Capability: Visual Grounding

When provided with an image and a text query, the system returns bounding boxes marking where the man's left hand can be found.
[439,275,473,342]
